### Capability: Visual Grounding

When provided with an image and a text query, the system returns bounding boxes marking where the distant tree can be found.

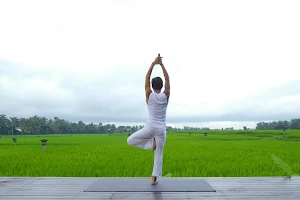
[117,126,126,133]
[256,119,297,130]
[166,126,173,131]
[0,114,10,135]
[108,124,115,133]
[86,123,97,133]
[10,117,20,134]
[77,121,85,133]
[290,118,300,129]
[98,123,104,133]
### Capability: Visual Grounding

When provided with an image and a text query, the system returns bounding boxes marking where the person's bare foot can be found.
[151,176,158,185]
[151,137,156,151]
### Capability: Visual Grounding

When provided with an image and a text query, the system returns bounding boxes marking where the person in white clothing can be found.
[127,53,170,185]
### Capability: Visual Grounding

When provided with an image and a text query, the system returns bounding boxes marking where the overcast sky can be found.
[1,0,299,129]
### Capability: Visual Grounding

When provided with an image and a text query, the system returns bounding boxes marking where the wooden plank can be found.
[0,177,300,200]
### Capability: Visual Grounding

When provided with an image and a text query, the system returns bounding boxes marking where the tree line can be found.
[0,114,144,135]
[1,114,300,135]
[0,114,183,135]
[255,118,300,130]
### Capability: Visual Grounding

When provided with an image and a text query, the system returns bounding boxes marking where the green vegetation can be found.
[0,130,299,177]
[1,114,300,136]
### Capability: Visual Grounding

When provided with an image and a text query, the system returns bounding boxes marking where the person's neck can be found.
[154,89,161,94]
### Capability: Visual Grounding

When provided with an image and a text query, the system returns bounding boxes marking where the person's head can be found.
[151,77,163,91]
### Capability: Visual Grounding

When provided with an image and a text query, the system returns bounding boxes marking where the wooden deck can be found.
[1,177,300,199]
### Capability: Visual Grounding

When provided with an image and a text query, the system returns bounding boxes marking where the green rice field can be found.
[0,130,299,177]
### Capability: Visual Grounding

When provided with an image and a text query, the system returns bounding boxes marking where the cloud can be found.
[1,0,300,128]
[0,59,148,121]
[1,59,300,126]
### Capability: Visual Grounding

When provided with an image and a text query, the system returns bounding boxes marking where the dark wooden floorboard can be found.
[0,177,299,200]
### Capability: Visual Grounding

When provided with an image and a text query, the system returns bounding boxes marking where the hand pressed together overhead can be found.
[152,54,163,65]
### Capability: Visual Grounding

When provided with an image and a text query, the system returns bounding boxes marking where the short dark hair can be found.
[151,77,163,90]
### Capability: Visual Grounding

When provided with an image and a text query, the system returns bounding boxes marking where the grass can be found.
[0,130,299,177]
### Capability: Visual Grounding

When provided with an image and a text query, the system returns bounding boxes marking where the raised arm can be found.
[160,62,170,101]
[145,62,155,103]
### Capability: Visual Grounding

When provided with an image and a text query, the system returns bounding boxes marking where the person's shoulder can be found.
[150,92,167,102]
[159,92,168,101]
[159,92,166,97]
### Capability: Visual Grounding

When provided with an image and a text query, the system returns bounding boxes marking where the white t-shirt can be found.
[146,92,168,125]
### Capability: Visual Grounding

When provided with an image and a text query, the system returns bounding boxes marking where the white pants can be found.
[127,123,166,177]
